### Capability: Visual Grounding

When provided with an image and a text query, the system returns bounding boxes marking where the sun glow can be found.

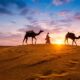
[54,40,64,45]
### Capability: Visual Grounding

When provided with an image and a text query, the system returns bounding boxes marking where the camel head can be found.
[79,36,80,39]
[75,36,80,39]
[39,30,44,33]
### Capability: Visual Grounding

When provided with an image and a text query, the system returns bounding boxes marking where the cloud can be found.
[74,12,80,20]
[0,32,22,45]
[20,8,29,15]
[58,18,72,25]
[58,10,70,17]
[26,16,34,21]
[0,32,21,40]
[53,0,63,6]
[0,7,13,15]
[18,24,42,32]
[0,0,26,9]
[10,20,16,24]
[59,19,71,23]
[56,19,72,28]
[20,8,39,17]
[0,0,27,15]
[26,16,38,25]
[51,27,62,33]
[57,10,73,25]
[53,0,72,6]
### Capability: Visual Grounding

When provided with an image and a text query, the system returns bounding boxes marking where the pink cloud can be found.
[58,10,71,18]
[59,11,68,16]
[0,32,22,46]
[74,12,80,20]
[53,0,72,6]
[53,0,63,6]
[0,32,21,40]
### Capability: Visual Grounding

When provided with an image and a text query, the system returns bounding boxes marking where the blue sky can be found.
[0,0,80,45]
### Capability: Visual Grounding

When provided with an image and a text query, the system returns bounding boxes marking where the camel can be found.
[23,30,43,44]
[65,32,80,45]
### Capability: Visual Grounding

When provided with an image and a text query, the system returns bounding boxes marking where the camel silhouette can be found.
[65,32,80,45]
[23,30,43,44]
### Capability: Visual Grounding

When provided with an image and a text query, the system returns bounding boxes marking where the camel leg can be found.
[74,40,77,46]
[32,37,33,44]
[25,38,28,45]
[72,40,77,46]
[65,38,68,45]
[64,39,66,45]
[72,40,74,45]
[34,37,37,44]
[23,36,28,45]
[67,39,69,45]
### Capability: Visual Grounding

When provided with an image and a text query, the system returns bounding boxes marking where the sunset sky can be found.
[0,0,80,45]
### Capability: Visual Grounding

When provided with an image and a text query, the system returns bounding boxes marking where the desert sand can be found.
[0,44,80,80]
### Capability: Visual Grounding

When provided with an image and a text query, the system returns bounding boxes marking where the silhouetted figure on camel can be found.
[23,30,43,44]
[65,32,80,45]
[45,33,51,44]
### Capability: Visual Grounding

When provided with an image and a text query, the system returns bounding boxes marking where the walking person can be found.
[45,33,51,44]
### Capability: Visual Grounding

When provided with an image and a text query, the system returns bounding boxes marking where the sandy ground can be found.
[0,44,80,80]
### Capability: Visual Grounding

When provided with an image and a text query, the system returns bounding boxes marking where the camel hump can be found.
[67,32,75,36]
[66,32,76,38]
[26,30,34,34]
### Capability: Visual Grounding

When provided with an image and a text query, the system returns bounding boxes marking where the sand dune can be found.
[0,44,80,80]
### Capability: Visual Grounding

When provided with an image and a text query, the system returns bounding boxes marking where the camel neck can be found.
[75,36,80,39]
[36,32,41,36]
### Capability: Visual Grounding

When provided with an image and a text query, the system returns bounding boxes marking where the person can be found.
[45,33,51,44]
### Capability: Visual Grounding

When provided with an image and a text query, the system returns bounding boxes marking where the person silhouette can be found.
[45,33,51,44]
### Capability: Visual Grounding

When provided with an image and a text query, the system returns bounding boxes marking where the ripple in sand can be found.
[65,60,79,69]
[27,70,69,80]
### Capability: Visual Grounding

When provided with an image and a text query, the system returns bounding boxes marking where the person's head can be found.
[47,32,49,34]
